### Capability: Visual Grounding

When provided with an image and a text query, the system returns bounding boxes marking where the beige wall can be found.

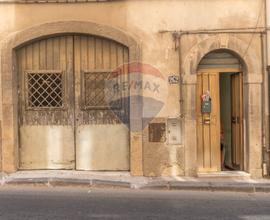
[0,0,264,115]
[0,0,266,177]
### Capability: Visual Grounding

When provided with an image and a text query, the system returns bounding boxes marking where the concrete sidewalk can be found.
[1,170,270,193]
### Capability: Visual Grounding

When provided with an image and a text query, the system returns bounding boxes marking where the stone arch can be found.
[197,49,245,71]
[4,20,141,59]
[0,21,142,174]
[183,35,260,78]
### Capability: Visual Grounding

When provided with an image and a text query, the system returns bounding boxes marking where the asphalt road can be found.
[0,187,269,220]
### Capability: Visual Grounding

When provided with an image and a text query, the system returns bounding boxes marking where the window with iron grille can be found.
[26,71,64,109]
[82,71,122,110]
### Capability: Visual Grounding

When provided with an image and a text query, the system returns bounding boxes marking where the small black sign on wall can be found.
[168,75,179,84]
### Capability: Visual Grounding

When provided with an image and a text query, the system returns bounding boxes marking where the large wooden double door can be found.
[196,71,243,172]
[17,35,130,170]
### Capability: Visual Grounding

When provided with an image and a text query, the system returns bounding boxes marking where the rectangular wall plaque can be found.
[149,123,166,142]
[167,118,181,145]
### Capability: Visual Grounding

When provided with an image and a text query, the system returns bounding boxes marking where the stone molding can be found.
[182,35,260,77]
[244,73,263,84]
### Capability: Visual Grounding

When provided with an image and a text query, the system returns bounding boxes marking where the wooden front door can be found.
[17,35,130,170]
[231,73,244,170]
[197,72,221,172]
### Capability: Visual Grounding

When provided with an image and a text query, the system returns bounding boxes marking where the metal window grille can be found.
[26,71,64,109]
[83,71,122,109]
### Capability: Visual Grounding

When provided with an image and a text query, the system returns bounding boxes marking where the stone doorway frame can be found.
[0,21,143,175]
[182,35,263,178]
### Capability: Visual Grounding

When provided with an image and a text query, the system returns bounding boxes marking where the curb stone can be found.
[2,178,131,189]
[211,187,254,193]
[4,178,49,187]
[49,178,91,187]
[169,182,211,191]
[138,182,169,190]
[91,179,131,188]
[254,184,270,193]
[209,183,255,193]
[0,177,269,193]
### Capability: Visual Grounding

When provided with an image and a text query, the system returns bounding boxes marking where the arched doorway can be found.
[196,50,244,172]
[17,34,130,171]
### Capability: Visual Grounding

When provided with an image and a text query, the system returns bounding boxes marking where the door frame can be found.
[196,67,245,172]
[183,38,263,178]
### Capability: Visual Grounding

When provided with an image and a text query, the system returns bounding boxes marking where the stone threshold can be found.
[197,171,251,179]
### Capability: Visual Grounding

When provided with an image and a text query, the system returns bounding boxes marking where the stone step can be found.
[197,171,251,181]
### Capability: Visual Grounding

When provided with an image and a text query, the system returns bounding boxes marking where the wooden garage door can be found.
[17,35,130,170]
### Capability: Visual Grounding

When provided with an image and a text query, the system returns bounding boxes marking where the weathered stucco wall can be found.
[0,0,266,177]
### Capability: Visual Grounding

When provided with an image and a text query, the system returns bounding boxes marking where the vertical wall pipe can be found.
[264,0,270,175]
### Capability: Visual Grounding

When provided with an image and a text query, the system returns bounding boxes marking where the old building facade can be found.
[0,0,269,178]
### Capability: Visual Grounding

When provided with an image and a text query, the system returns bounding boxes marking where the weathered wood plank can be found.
[32,42,39,70]
[209,73,220,171]
[87,37,95,70]
[39,40,46,69]
[110,41,117,70]
[95,38,103,69]
[53,37,60,70]
[103,39,110,70]
[25,45,33,70]
[46,38,54,69]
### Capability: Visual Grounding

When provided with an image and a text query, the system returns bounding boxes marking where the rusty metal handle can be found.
[232,116,239,124]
